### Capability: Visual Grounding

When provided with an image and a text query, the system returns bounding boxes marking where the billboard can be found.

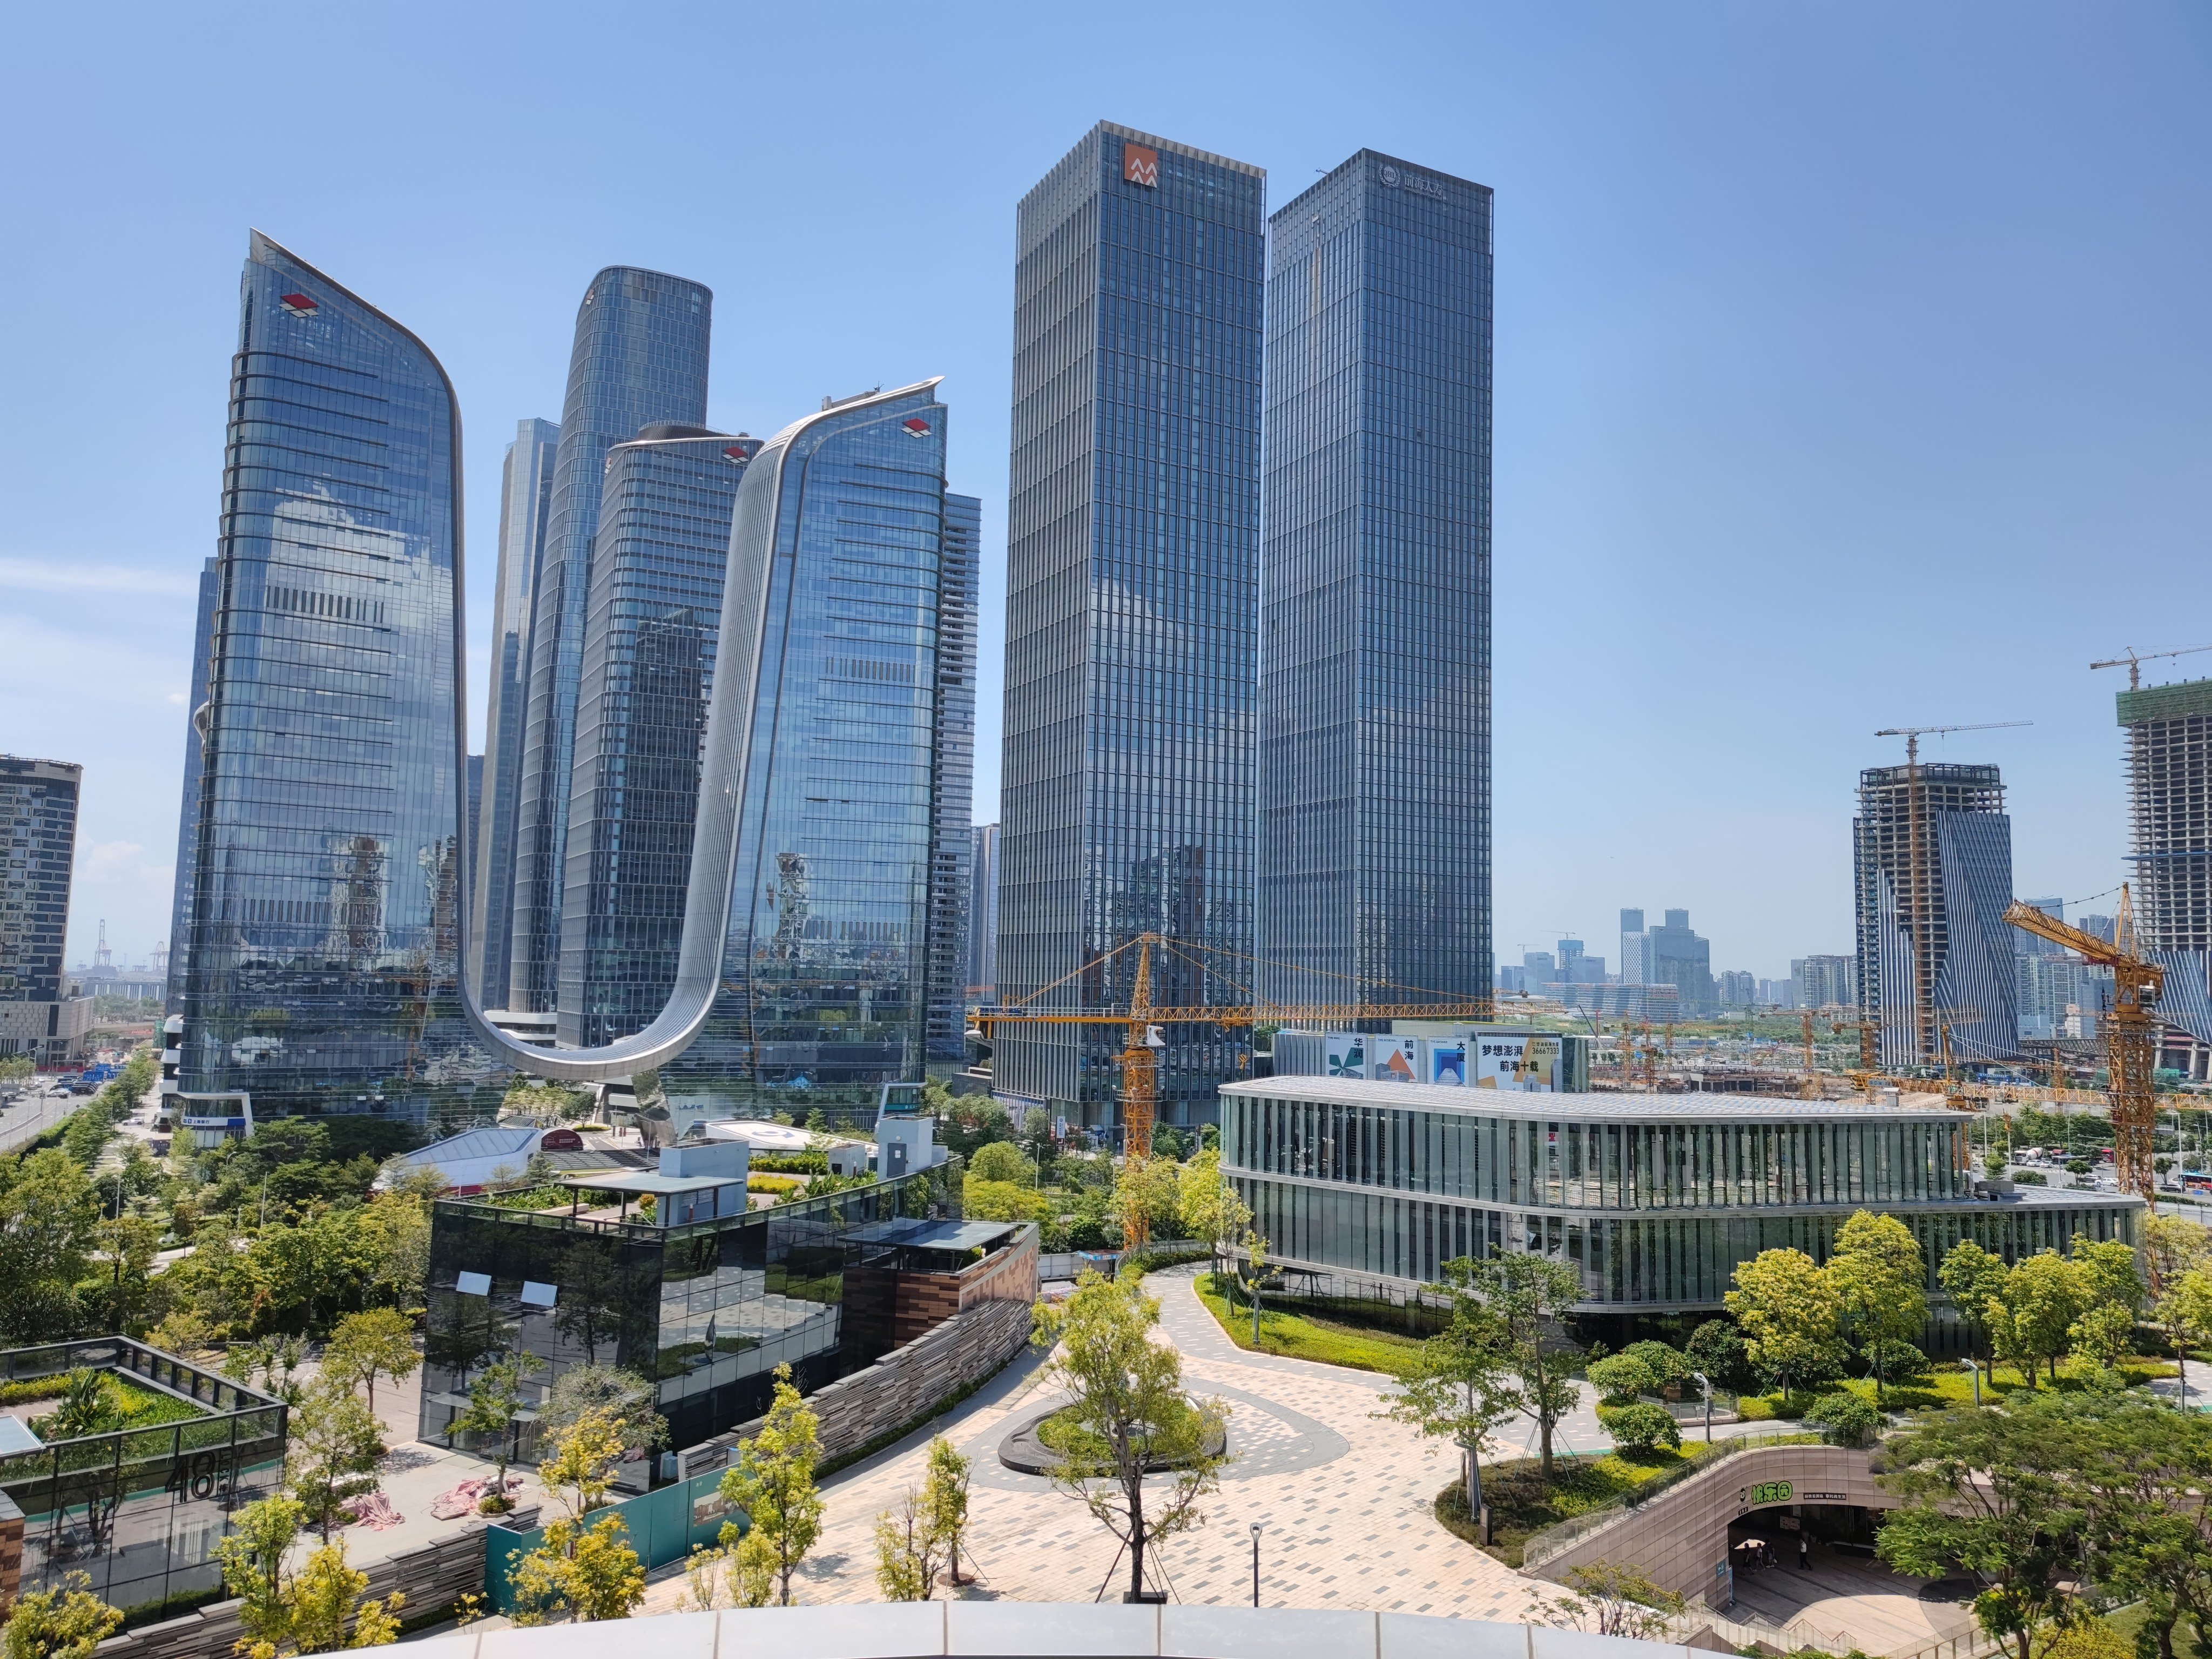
[1474,1033,1561,1091]
[1373,1037,1419,1084]
[1425,1040,1468,1086]
[1325,1034,1367,1078]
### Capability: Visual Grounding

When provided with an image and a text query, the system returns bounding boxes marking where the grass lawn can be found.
[1193,1273,1426,1377]
[1737,1353,2182,1418]
[2108,1602,2206,1659]
[1432,1447,1690,1568]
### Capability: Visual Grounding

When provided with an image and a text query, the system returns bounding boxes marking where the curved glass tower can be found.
[663,383,955,1121]
[558,426,759,1047]
[177,232,489,1121]
[509,269,711,1012]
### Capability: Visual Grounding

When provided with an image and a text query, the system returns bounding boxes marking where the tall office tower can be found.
[556,427,758,1047]
[2013,895,2067,957]
[509,270,711,1012]
[466,756,482,875]
[1259,151,1493,1020]
[1854,760,2019,1068]
[0,757,88,1064]
[1648,908,1715,1014]
[2118,676,2212,1069]
[997,123,1266,1132]
[662,383,955,1122]
[470,418,558,1009]
[165,558,220,1014]
[1791,954,1855,1010]
[177,233,487,1120]
[966,823,1000,998]
[925,494,981,1062]
[1618,908,1647,985]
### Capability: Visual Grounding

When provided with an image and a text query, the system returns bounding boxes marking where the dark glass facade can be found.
[1258,153,1493,1009]
[165,558,219,1014]
[662,384,954,1123]
[1223,1080,2140,1314]
[996,123,1265,1131]
[557,428,758,1047]
[928,493,980,1061]
[0,758,79,1007]
[417,1160,962,1454]
[176,233,494,1122]
[470,418,558,1010]
[509,271,711,1012]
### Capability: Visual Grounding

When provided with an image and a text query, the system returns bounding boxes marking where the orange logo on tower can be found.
[1123,144,1159,188]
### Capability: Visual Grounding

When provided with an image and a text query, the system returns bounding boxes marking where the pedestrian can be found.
[1798,1532,1810,1570]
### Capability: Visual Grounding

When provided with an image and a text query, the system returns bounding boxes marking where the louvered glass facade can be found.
[509,269,711,1012]
[1258,152,1493,1009]
[996,123,1265,1132]
[177,233,494,1122]
[557,429,759,1047]
[662,385,954,1122]
[1222,1080,2141,1314]
[165,558,220,1014]
[470,418,558,1010]
[927,494,980,1061]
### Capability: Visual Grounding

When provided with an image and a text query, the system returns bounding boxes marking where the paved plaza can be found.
[634,1264,1549,1617]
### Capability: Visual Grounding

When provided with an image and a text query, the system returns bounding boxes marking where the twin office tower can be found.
[168,123,1490,1132]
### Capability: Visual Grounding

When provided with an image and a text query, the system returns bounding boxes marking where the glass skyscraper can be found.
[177,232,491,1121]
[927,494,980,1062]
[509,270,711,1013]
[470,418,558,1011]
[165,557,220,1014]
[996,123,1265,1132]
[557,426,759,1047]
[662,383,956,1123]
[1258,152,1494,1010]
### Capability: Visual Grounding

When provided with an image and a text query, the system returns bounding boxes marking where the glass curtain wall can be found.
[164,559,220,1014]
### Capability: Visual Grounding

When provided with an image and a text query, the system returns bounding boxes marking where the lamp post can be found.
[1249,1523,1262,1607]
[1694,1370,1713,1443]
[1965,1357,1981,1409]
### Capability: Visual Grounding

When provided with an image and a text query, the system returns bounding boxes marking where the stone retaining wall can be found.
[91,1506,540,1659]
[682,1294,1035,1477]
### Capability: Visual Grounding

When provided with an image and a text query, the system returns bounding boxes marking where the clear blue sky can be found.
[3,3,2205,980]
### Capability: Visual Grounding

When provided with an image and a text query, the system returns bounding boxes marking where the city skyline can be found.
[4,8,2205,979]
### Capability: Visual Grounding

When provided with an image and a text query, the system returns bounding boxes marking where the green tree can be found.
[967,1141,1032,1184]
[1031,1268,1229,1602]
[1991,1250,2090,1385]
[921,1434,972,1587]
[1545,1561,1687,1641]
[1175,1148,1249,1277]
[1939,1239,2013,1373]
[1465,1251,1586,1476]
[1683,1318,1755,1394]
[321,1308,420,1415]
[216,1495,310,1652]
[1826,1210,1927,1401]
[1377,1269,1522,1512]
[537,1364,665,1464]
[873,1487,938,1601]
[2066,1396,2212,1659]
[94,1212,163,1334]
[287,1379,387,1542]
[0,1148,102,1343]
[507,1405,648,1623]
[1877,1400,2086,1659]
[1586,1354,1657,1405]
[1725,1247,1845,1397]
[2162,1266,2212,1406]
[2,1572,123,1659]
[1600,1401,1681,1453]
[283,1540,404,1653]
[719,1362,824,1607]
[1620,1340,1693,1395]
[1110,1154,1185,1244]
[448,1351,542,1511]
[47,1368,120,1439]
[1804,1391,1882,1448]
[2074,1235,2147,1319]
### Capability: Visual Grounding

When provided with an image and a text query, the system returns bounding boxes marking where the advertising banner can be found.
[1425,1040,1468,1086]
[1473,1033,1561,1091]
[1325,1033,1367,1079]
[1374,1036,1419,1084]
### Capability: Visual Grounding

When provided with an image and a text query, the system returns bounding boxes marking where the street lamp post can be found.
[1965,1357,1981,1409]
[1249,1523,1262,1608]
[1694,1370,1712,1443]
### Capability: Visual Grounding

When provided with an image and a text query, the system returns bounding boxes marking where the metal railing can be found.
[1669,1601,1996,1659]
[1519,1432,1824,1572]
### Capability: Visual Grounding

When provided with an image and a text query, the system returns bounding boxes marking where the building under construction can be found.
[1853,760,2020,1069]
[2119,676,2212,1077]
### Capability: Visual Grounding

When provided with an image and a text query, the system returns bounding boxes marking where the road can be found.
[0,1092,84,1156]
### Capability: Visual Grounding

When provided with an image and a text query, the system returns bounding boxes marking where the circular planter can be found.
[997,1405,1228,1476]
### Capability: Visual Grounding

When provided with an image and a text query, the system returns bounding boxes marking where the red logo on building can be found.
[278,292,318,317]
[1123,144,1159,188]
[901,417,931,438]
[724,445,748,462]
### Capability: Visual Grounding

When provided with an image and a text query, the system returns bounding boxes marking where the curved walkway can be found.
[633,1265,1547,1616]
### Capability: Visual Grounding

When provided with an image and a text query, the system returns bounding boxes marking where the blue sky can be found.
[2,3,2205,980]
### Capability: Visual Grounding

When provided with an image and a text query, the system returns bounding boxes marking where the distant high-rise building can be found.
[556,426,758,1047]
[0,757,89,1064]
[2117,677,2212,1070]
[927,495,981,1062]
[2012,896,2067,958]
[996,124,1265,1131]
[1496,965,1527,995]
[1854,760,2019,1068]
[1521,949,1556,988]
[1643,909,1714,1014]
[2080,914,2117,946]
[470,417,559,1010]
[165,558,219,1015]
[1757,976,1793,1008]
[1619,909,1648,985]
[966,823,1000,1000]
[1716,969,1757,1006]
[1791,954,1856,1009]
[660,382,955,1121]
[1257,150,1492,1019]
[177,233,488,1120]
[509,269,711,1013]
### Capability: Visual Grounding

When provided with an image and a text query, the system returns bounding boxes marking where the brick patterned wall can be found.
[0,1488,22,1613]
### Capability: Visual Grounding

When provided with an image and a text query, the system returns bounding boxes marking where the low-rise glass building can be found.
[417,1159,1034,1454]
[1220,1078,2140,1319]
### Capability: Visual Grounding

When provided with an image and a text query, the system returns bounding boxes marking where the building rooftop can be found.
[841,1218,1022,1252]
[1223,1078,1966,1122]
